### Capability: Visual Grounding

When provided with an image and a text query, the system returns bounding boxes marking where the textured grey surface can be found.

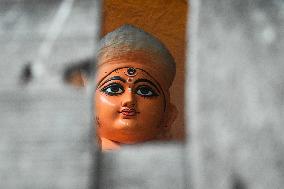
[0,88,93,189]
[187,0,284,189]
[0,0,95,90]
[0,0,98,188]
[98,143,186,189]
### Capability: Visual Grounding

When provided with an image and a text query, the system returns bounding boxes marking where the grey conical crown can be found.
[97,24,176,73]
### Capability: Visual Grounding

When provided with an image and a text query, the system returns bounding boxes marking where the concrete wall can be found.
[0,0,98,188]
[187,0,284,188]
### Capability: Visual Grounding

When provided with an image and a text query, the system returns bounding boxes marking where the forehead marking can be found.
[125,67,137,77]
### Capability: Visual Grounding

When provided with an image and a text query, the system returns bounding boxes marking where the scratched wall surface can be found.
[187,0,284,188]
[101,0,188,140]
[0,0,98,188]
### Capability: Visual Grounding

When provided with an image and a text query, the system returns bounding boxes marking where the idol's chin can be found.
[98,119,161,144]
[107,130,158,144]
[115,118,139,129]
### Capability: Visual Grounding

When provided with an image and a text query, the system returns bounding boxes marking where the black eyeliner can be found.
[100,82,125,96]
[97,76,126,89]
[136,85,159,97]
[134,78,160,94]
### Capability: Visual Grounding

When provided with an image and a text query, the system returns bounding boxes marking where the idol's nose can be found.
[121,87,136,107]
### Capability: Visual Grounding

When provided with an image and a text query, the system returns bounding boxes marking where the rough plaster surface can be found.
[187,0,284,188]
[0,0,97,188]
[98,143,186,189]
[0,89,93,189]
[0,0,95,90]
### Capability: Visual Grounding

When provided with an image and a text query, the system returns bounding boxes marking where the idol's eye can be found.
[101,83,124,96]
[136,85,158,97]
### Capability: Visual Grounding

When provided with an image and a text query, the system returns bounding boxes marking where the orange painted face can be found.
[95,66,168,145]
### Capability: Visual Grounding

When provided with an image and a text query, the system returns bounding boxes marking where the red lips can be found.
[119,108,138,116]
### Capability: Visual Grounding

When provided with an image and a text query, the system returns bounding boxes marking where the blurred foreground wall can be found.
[1,0,284,189]
[0,0,98,188]
[187,0,284,188]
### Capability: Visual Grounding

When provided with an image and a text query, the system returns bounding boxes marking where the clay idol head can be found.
[94,24,177,151]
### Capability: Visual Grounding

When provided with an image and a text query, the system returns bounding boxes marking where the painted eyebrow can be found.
[134,79,160,93]
[97,76,126,89]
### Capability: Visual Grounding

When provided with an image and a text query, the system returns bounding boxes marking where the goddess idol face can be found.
[94,24,177,150]
[95,64,169,148]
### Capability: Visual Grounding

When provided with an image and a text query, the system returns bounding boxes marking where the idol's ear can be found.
[164,103,178,128]
[157,103,178,140]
